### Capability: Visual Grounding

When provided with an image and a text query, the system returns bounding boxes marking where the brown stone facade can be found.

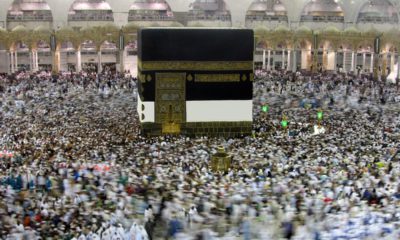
[141,121,252,137]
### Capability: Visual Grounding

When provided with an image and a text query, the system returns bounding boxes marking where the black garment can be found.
[282,221,294,239]
[145,220,154,240]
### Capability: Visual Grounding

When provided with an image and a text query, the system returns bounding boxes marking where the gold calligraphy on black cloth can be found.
[138,60,254,71]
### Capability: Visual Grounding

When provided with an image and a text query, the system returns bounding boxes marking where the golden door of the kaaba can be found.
[155,73,186,134]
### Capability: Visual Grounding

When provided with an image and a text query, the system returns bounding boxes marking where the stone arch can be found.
[31,26,52,51]
[56,26,82,50]
[11,25,29,50]
[254,26,270,45]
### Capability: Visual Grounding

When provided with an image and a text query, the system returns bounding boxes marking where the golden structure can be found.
[210,146,232,173]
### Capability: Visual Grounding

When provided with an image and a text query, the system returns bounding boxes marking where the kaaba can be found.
[136,28,254,137]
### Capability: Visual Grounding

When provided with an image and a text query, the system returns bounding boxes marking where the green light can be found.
[376,162,385,168]
[317,111,323,120]
[262,105,269,112]
[281,120,288,128]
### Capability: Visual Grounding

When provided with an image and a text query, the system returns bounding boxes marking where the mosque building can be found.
[0,0,400,80]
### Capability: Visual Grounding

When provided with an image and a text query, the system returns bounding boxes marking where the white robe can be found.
[78,234,86,240]
[129,223,138,239]
[136,226,149,240]
[88,232,101,240]
[101,228,111,240]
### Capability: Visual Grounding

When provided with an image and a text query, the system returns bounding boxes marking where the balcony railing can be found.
[190,2,219,11]
[7,14,53,22]
[357,15,398,24]
[128,13,174,21]
[246,15,288,22]
[300,15,344,23]
[187,13,231,21]
[68,12,114,22]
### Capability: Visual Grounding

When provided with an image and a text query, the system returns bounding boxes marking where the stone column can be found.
[397,52,400,81]
[34,50,38,71]
[29,51,33,72]
[342,51,346,72]
[362,53,366,72]
[373,53,380,81]
[301,50,310,70]
[390,52,395,73]
[7,51,11,74]
[292,49,297,72]
[267,50,271,71]
[382,53,387,76]
[76,49,82,72]
[287,50,291,71]
[10,51,14,73]
[120,49,125,73]
[282,49,286,70]
[333,51,337,71]
[14,51,18,72]
[312,50,318,73]
[32,50,38,72]
[32,50,35,71]
[37,51,39,71]
[322,50,327,70]
[370,53,374,73]
[354,52,358,73]
[262,49,266,70]
[97,50,102,74]
[53,49,60,73]
[272,50,276,70]
[35,51,39,71]
[351,51,355,72]
[31,51,34,71]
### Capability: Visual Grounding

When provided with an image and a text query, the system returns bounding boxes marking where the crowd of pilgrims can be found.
[0,69,399,240]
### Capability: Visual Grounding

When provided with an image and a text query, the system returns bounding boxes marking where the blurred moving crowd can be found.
[0,69,399,240]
